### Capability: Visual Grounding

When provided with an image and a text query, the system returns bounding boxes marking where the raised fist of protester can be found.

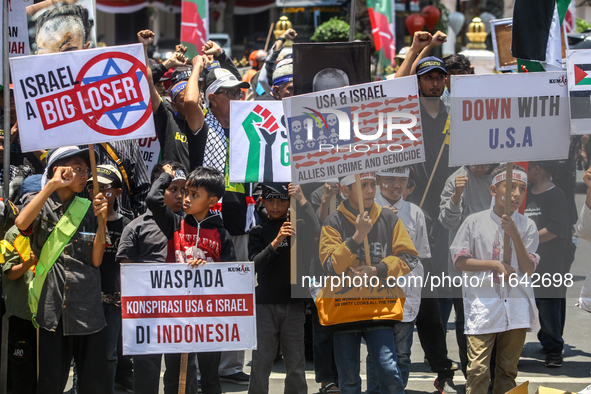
[584,167,591,188]
[137,29,155,47]
[202,41,223,57]
[430,31,447,47]
[282,28,297,41]
[289,183,307,206]
[353,211,373,242]
[412,31,432,51]
[164,52,187,69]
[93,192,109,220]
[187,258,207,268]
[322,182,339,202]
[50,166,75,188]
[175,44,188,54]
[162,164,174,177]
[501,214,520,240]
[452,175,468,205]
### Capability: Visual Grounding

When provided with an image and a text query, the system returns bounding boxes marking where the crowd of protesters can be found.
[0,8,590,394]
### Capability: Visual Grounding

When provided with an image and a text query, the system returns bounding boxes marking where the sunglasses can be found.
[215,89,244,99]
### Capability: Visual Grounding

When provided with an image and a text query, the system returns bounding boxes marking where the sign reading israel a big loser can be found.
[229,101,290,183]
[283,75,425,184]
[121,262,256,355]
[449,72,570,166]
[9,44,156,152]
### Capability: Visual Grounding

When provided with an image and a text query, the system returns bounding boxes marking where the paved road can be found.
[104,183,591,394]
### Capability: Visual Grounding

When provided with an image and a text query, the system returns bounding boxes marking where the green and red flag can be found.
[367,0,396,68]
[574,64,591,85]
[180,0,208,59]
[512,0,572,72]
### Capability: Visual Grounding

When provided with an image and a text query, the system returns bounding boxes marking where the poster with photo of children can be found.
[292,42,371,95]
[27,0,97,55]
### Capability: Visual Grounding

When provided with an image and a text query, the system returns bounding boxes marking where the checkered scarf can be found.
[203,111,227,173]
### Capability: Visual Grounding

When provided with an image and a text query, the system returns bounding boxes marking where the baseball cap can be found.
[204,67,250,94]
[395,47,411,60]
[169,66,192,90]
[88,164,123,189]
[45,146,98,179]
[416,56,448,76]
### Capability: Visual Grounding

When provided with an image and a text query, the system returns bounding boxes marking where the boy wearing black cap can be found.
[247,183,319,394]
[15,146,110,394]
[87,164,131,393]
[524,161,570,368]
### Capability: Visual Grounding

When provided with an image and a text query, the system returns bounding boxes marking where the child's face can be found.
[164,179,186,213]
[62,157,90,193]
[491,179,527,214]
[262,198,290,220]
[377,175,407,203]
[469,164,492,178]
[183,185,217,216]
[342,179,376,210]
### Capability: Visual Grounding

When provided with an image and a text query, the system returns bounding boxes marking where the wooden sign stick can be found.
[178,353,188,394]
[420,135,448,209]
[355,174,372,265]
[264,23,274,52]
[503,162,514,264]
[88,144,105,244]
[290,195,298,284]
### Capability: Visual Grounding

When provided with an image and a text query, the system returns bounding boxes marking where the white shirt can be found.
[375,192,428,322]
[576,203,591,312]
[449,209,540,335]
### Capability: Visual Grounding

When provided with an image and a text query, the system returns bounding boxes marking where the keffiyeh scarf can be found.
[203,111,227,173]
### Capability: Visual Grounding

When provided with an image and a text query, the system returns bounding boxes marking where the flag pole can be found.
[88,144,106,244]
[1,0,11,390]
[178,353,188,394]
[290,195,297,284]
[349,0,356,42]
[355,174,371,265]
[264,23,274,53]
[503,163,513,264]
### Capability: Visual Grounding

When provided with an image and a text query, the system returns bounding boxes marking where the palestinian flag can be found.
[512,0,571,72]
[574,64,591,85]
[367,0,396,68]
[180,0,208,59]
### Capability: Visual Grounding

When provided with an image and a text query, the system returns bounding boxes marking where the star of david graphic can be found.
[81,58,147,130]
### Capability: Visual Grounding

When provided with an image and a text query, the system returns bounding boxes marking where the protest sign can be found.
[121,262,257,355]
[293,42,371,95]
[229,101,290,183]
[567,50,591,135]
[26,0,97,54]
[283,75,425,184]
[490,18,517,72]
[449,72,570,166]
[138,136,161,175]
[9,44,156,152]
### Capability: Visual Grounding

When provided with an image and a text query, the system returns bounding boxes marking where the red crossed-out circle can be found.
[76,51,151,136]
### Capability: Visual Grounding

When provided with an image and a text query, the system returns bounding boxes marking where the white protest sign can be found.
[229,101,290,183]
[9,0,30,57]
[567,50,591,135]
[121,262,256,355]
[9,44,155,152]
[138,136,161,175]
[283,76,425,184]
[449,72,570,166]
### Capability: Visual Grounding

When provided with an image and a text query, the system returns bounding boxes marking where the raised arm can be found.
[184,55,208,133]
[137,30,162,114]
[410,31,447,75]
[395,31,432,78]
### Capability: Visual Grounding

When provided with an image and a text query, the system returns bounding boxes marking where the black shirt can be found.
[100,215,131,296]
[409,100,456,221]
[525,185,570,296]
[154,100,207,172]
